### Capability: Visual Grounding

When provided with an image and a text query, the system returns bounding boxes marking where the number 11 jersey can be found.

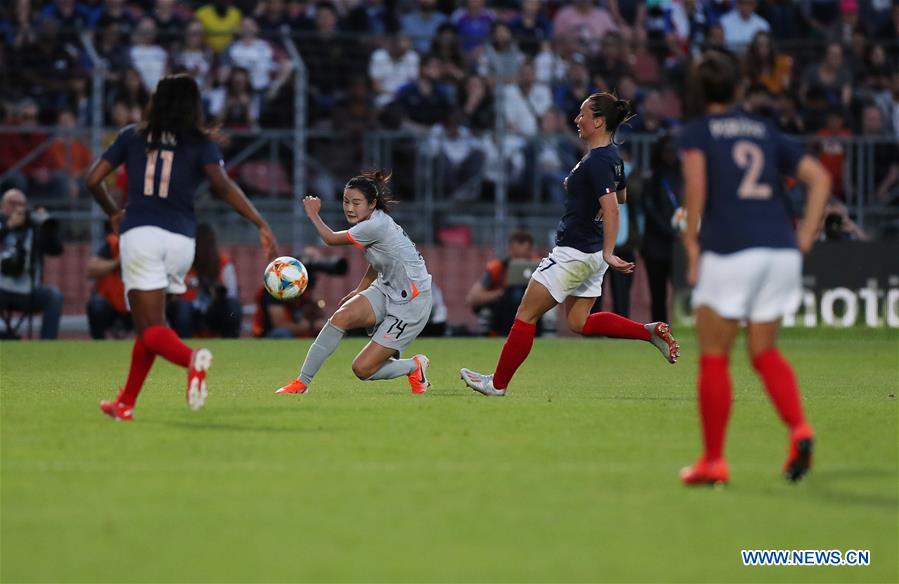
[102,125,223,238]
[678,111,805,255]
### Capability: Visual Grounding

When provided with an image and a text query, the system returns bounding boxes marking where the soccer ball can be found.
[263,256,309,300]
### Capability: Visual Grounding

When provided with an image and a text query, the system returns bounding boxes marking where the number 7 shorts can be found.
[120,225,196,295]
[532,246,609,304]
[360,285,433,354]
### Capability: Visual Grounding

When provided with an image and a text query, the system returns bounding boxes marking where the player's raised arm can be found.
[204,162,278,258]
[302,196,353,246]
[794,155,831,254]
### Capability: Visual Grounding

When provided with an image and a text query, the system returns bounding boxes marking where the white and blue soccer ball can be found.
[263,256,309,300]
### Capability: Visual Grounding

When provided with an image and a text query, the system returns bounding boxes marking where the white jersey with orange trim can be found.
[346,209,432,304]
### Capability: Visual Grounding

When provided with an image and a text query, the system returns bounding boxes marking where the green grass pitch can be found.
[1,329,896,582]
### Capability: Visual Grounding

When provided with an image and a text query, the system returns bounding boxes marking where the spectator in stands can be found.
[95,0,135,37]
[640,134,681,323]
[802,0,842,37]
[799,42,852,110]
[856,104,899,204]
[108,66,150,116]
[86,223,131,339]
[39,0,93,47]
[743,31,793,96]
[589,32,629,92]
[430,23,467,86]
[128,17,168,91]
[859,44,893,97]
[0,99,68,200]
[209,66,257,129]
[465,230,540,337]
[553,60,598,123]
[1,0,37,51]
[506,0,552,56]
[666,0,716,60]
[776,92,806,133]
[45,109,91,200]
[478,21,524,83]
[151,0,187,51]
[459,74,494,131]
[196,0,242,53]
[553,0,618,54]
[626,88,675,135]
[175,20,215,90]
[533,106,581,204]
[168,223,242,338]
[451,0,495,53]
[255,0,294,40]
[762,0,803,38]
[401,0,447,55]
[344,0,394,35]
[393,54,453,129]
[720,0,770,53]
[14,18,83,113]
[427,108,486,200]
[875,3,899,62]
[608,0,647,42]
[95,21,129,87]
[0,189,63,340]
[830,0,862,44]
[224,17,292,102]
[368,34,419,109]
[815,107,851,198]
[501,60,552,137]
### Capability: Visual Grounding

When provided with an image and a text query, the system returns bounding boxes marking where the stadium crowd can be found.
[0,0,897,339]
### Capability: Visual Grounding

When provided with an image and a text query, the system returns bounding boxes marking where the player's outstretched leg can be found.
[276,321,346,394]
[100,337,156,421]
[581,312,679,364]
[681,354,732,486]
[460,368,506,396]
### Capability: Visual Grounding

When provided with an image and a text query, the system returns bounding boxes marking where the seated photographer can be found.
[167,223,242,338]
[251,251,347,339]
[86,224,132,339]
[0,189,64,339]
[465,230,542,336]
[819,199,869,242]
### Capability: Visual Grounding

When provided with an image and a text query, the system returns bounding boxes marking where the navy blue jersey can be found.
[555,145,625,254]
[102,125,223,238]
[679,111,805,254]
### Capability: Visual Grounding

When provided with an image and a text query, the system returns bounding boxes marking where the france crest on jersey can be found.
[101,125,224,238]
[679,111,805,254]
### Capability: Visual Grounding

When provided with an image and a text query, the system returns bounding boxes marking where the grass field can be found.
[1,329,896,583]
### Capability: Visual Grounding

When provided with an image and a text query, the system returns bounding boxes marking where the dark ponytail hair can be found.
[587,92,635,143]
[344,169,395,212]
[140,73,211,145]
[685,50,739,119]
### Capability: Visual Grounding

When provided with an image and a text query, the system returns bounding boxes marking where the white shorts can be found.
[692,248,802,322]
[531,246,609,304]
[120,226,195,295]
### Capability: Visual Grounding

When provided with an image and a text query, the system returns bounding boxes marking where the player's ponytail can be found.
[345,169,396,212]
[587,92,635,144]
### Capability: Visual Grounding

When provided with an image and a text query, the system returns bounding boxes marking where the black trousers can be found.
[644,256,672,324]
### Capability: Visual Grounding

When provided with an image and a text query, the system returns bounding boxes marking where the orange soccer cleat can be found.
[783,424,815,483]
[275,378,308,394]
[407,354,430,394]
[680,458,729,486]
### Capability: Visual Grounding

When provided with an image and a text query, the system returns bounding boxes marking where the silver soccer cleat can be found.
[645,322,680,364]
[460,368,506,396]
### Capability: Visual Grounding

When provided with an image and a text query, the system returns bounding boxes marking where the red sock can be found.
[581,312,651,341]
[493,319,537,389]
[141,325,192,368]
[119,338,156,407]
[698,354,732,462]
[753,348,806,430]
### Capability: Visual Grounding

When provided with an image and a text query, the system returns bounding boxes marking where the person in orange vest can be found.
[86,225,132,339]
[251,283,326,339]
[168,223,242,338]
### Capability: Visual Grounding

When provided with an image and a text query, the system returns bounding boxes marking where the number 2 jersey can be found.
[346,209,432,304]
[102,124,224,238]
[679,111,805,254]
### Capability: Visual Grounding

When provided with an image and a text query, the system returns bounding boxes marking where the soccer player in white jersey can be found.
[275,170,434,395]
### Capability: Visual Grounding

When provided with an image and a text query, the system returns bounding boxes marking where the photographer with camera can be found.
[168,223,243,338]
[0,189,64,339]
